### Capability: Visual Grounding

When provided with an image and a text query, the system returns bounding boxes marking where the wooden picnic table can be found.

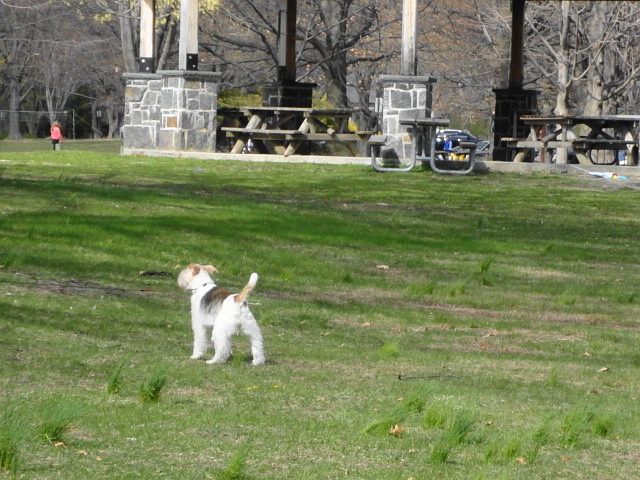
[221,106,372,156]
[502,115,640,165]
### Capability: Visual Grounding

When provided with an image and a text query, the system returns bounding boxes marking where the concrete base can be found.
[121,148,640,178]
[122,148,371,165]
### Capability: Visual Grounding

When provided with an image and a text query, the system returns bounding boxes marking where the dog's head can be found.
[177,263,218,291]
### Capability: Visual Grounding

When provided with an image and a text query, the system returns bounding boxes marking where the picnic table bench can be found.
[503,115,640,165]
[220,106,373,156]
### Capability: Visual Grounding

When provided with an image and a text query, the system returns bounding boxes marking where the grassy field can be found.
[0,138,122,154]
[1,147,640,479]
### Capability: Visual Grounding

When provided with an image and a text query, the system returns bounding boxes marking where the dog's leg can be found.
[207,320,235,364]
[207,333,233,364]
[241,310,266,365]
[191,324,211,360]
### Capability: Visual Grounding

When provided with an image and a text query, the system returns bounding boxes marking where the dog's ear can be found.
[187,263,201,275]
[202,265,218,274]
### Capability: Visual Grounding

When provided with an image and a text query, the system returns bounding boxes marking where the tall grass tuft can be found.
[423,403,449,429]
[429,435,456,464]
[560,401,597,447]
[476,258,494,286]
[106,359,126,395]
[545,366,560,387]
[429,409,476,464]
[39,397,84,444]
[364,385,435,435]
[0,404,28,477]
[215,443,252,480]
[446,409,475,444]
[525,417,553,463]
[591,415,615,437]
[140,367,168,403]
[483,436,507,464]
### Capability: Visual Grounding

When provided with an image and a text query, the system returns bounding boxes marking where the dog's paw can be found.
[190,354,204,360]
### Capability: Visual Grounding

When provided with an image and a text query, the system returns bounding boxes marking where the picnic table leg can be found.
[230,114,262,154]
[344,139,361,156]
[630,145,638,166]
[573,149,591,165]
[555,126,569,164]
[514,149,530,162]
[284,118,311,156]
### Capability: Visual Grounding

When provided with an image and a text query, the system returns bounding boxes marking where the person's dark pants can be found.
[52,139,59,150]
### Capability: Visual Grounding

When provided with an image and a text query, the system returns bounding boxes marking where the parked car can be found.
[475,140,490,158]
[435,129,480,151]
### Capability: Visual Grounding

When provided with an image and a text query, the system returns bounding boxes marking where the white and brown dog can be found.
[177,263,265,365]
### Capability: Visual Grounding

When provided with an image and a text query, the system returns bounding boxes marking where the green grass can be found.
[1,148,640,478]
[0,138,121,154]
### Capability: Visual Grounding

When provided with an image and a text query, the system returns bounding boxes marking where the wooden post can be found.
[509,0,525,89]
[277,0,287,80]
[284,0,297,82]
[179,0,198,70]
[139,0,155,72]
[401,0,417,76]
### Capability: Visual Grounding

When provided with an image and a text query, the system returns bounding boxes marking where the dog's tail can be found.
[235,273,258,304]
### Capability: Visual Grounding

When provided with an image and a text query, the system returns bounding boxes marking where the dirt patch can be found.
[4,273,168,298]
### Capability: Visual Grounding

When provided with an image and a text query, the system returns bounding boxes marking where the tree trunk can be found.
[8,78,23,140]
[322,55,349,107]
[584,3,607,117]
[120,1,139,72]
[553,1,571,117]
[317,0,349,106]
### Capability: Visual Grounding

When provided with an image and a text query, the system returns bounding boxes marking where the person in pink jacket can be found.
[50,121,63,150]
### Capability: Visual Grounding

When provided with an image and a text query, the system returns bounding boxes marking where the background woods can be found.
[2,0,640,139]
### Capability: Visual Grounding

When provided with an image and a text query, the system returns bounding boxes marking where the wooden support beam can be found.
[509,0,525,89]
[179,0,198,70]
[284,0,297,82]
[401,0,417,76]
[139,0,155,72]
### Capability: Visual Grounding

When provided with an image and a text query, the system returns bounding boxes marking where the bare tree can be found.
[525,1,640,117]
[0,2,46,139]
[200,0,393,110]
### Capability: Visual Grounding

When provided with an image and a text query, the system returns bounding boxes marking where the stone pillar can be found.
[492,88,538,161]
[123,73,163,150]
[123,70,222,153]
[158,71,221,151]
[378,75,435,160]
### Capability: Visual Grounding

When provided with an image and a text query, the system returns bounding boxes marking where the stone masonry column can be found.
[378,75,436,161]
[123,73,163,150]
[123,70,222,153]
[158,71,221,151]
